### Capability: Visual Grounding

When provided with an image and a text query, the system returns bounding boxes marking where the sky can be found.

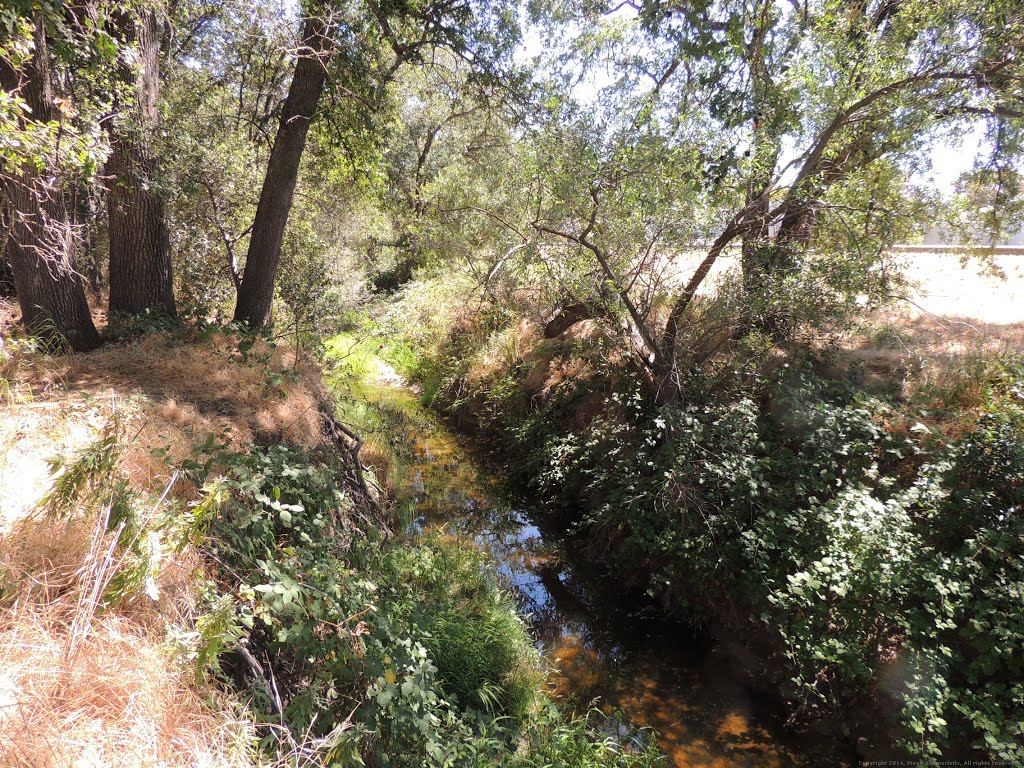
[916,125,987,196]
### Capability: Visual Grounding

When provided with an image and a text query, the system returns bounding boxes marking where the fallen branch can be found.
[318,402,370,499]
[236,643,284,719]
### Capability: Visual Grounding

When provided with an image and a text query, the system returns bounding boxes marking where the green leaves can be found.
[92,29,117,62]
[191,437,553,766]
[464,334,1024,760]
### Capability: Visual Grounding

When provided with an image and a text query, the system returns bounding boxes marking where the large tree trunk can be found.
[72,179,104,293]
[107,9,176,316]
[1,18,100,352]
[233,16,330,327]
[5,182,102,351]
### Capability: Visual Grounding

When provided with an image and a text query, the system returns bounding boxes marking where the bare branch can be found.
[606,1,641,14]
[532,187,664,368]
[202,178,244,290]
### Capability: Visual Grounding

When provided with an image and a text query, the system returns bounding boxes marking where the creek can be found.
[346,370,849,768]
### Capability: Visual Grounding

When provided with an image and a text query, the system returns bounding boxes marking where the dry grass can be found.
[844,311,1023,401]
[1,328,327,525]
[0,321,341,768]
[0,608,253,768]
[0,507,255,768]
[463,320,542,391]
[814,255,1024,439]
[840,258,1023,400]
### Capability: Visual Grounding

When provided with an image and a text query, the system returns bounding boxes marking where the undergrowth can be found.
[182,406,664,766]
[1,326,667,768]
[375,279,1024,763]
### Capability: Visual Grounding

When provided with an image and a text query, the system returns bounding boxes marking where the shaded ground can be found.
[0,323,324,528]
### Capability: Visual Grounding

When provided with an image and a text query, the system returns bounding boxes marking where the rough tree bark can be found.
[107,9,176,316]
[1,19,100,351]
[5,185,102,351]
[233,15,331,327]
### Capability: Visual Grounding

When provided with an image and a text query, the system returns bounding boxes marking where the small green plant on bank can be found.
[180,425,655,766]
[376,540,541,719]
[184,439,512,764]
[517,706,665,768]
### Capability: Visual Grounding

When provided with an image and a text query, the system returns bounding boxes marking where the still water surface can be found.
[356,379,848,768]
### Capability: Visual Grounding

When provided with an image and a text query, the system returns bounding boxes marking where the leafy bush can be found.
[419,319,1024,761]
[898,389,1024,759]
[759,370,1024,759]
[376,540,540,719]
[186,441,547,766]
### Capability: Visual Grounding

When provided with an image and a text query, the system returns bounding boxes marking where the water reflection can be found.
[361,383,846,768]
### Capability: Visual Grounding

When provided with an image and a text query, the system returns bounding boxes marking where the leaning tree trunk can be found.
[107,9,176,316]
[1,18,100,352]
[233,16,330,327]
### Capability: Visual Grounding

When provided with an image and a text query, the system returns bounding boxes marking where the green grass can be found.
[324,331,385,383]
[376,535,543,720]
[516,706,666,768]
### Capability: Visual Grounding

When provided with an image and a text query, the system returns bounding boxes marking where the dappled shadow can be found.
[857,311,1024,356]
[546,632,812,768]
[1,330,326,521]
[831,311,1024,404]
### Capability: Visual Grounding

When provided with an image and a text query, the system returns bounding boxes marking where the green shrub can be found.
[376,539,540,720]
[899,393,1024,759]
[439,338,1024,760]
[186,441,546,766]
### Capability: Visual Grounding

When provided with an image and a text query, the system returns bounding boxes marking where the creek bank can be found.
[345,309,1024,761]
[344,362,859,767]
[400,318,922,763]
[441,385,904,763]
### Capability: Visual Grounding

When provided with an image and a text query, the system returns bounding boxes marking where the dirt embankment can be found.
[0,320,334,768]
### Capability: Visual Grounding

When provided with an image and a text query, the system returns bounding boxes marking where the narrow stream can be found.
[352,375,849,768]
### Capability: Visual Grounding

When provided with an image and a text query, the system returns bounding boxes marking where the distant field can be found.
[664,249,1024,326]
[897,252,1024,325]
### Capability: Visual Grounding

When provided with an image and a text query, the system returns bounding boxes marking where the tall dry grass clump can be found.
[1,328,328,521]
[0,327,339,768]
[0,505,255,768]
